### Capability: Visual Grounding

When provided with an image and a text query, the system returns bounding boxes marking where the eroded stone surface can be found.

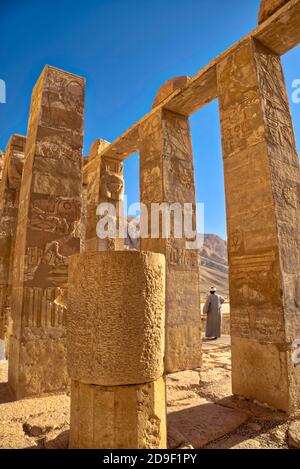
[217,38,300,412]
[288,420,300,448]
[168,400,248,449]
[69,378,167,449]
[258,0,289,24]
[0,135,26,340]
[0,342,294,449]
[139,109,202,373]
[83,139,124,252]
[67,251,165,386]
[8,66,85,399]
[152,76,191,108]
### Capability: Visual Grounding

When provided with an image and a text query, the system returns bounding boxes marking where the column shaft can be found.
[217,38,300,411]
[139,109,201,373]
[8,66,85,399]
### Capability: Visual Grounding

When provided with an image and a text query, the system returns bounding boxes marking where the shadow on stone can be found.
[167,401,248,448]
[0,382,13,404]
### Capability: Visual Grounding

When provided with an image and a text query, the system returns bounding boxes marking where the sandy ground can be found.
[0,337,299,449]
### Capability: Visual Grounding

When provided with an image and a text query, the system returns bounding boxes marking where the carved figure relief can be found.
[30,196,81,235]
[100,159,124,201]
[25,242,68,282]
[45,68,84,114]
[228,229,244,254]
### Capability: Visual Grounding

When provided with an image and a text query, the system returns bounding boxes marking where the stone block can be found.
[67,251,165,386]
[69,377,166,449]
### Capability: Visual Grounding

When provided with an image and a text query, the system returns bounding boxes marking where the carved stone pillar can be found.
[139,109,201,373]
[0,135,26,342]
[67,251,166,448]
[83,139,124,252]
[217,38,300,411]
[8,66,85,399]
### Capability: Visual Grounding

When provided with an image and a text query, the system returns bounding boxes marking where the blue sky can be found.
[0,0,299,239]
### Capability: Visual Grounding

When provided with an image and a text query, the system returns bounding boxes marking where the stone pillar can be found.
[83,139,124,252]
[139,109,201,373]
[0,135,26,341]
[67,251,166,449]
[8,66,85,399]
[217,38,300,412]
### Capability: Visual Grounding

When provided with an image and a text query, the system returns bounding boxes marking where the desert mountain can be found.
[125,219,229,300]
[200,233,229,300]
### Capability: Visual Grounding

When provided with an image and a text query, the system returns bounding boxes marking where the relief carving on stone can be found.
[25,241,68,283]
[35,134,82,162]
[255,43,297,153]
[168,247,198,269]
[45,68,84,114]
[30,196,81,236]
[100,158,124,201]
[163,113,194,191]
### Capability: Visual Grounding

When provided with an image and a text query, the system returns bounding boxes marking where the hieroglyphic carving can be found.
[23,287,66,330]
[140,108,201,373]
[83,139,125,252]
[163,112,195,192]
[218,37,300,411]
[30,196,81,235]
[8,66,84,399]
[0,135,26,340]
[168,247,199,269]
[100,158,124,201]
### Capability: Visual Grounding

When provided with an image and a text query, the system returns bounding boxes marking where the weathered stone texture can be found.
[152,76,191,109]
[0,135,26,340]
[8,66,85,399]
[258,0,289,24]
[69,378,166,449]
[217,38,300,412]
[83,139,124,252]
[67,250,166,448]
[139,109,201,373]
[67,251,165,386]
[288,420,300,448]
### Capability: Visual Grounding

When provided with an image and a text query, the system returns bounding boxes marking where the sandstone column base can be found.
[231,337,290,411]
[69,377,167,449]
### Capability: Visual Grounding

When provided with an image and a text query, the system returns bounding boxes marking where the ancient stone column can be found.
[139,109,201,373]
[83,139,125,252]
[67,251,166,449]
[217,38,300,412]
[0,135,26,342]
[8,65,85,399]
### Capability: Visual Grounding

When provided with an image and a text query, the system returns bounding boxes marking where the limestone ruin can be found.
[0,0,299,449]
[7,66,84,399]
[67,251,166,448]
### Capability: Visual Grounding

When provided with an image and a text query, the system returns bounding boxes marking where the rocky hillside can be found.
[125,220,229,300]
[200,234,229,300]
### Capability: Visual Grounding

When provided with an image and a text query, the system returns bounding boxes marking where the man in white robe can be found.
[203,287,225,339]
